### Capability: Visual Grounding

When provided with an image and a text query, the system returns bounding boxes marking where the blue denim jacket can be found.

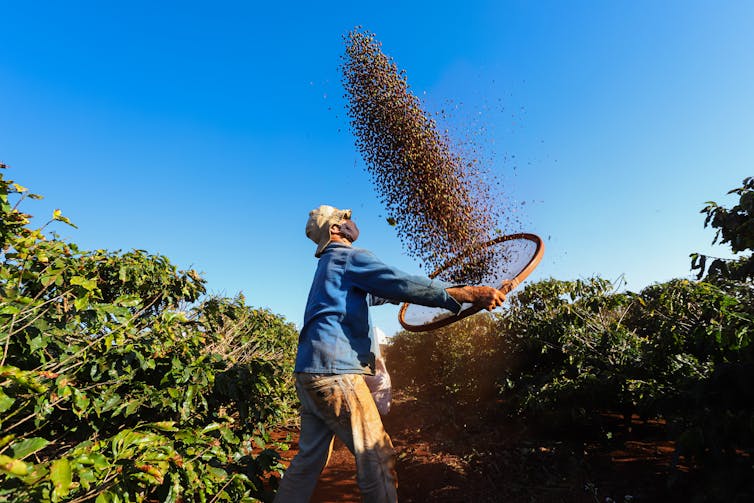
[295,243,462,375]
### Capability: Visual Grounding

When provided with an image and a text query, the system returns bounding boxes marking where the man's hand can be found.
[446,285,507,311]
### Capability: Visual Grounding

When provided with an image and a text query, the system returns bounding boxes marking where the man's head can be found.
[306,205,359,257]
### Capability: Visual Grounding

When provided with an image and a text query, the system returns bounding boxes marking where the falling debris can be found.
[341,28,506,283]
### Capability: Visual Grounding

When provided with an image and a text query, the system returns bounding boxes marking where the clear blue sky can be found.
[2,1,752,336]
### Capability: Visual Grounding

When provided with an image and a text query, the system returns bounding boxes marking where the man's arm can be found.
[348,249,505,313]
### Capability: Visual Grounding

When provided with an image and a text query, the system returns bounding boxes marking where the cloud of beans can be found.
[341,28,505,284]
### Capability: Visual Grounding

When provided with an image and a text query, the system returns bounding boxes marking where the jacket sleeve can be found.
[366,294,399,307]
[347,249,463,314]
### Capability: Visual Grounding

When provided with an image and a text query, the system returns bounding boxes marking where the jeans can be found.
[273,373,398,503]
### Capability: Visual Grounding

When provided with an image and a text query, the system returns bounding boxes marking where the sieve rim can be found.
[397,232,545,332]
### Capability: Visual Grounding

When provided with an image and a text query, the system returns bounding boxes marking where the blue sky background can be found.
[2,1,752,336]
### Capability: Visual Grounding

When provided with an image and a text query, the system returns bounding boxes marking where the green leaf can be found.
[10,437,49,459]
[0,435,16,449]
[74,295,90,311]
[115,294,142,307]
[40,272,61,287]
[96,491,121,503]
[74,390,90,415]
[28,335,47,353]
[99,394,122,413]
[70,276,98,291]
[0,389,15,413]
[219,426,239,445]
[51,209,77,228]
[50,458,72,497]
[0,366,48,392]
[0,454,31,476]
[90,453,109,470]
[206,465,228,481]
[124,399,142,417]
[19,462,48,485]
[146,421,177,432]
[0,304,20,315]
[201,422,222,434]
[78,468,96,490]
[164,472,182,503]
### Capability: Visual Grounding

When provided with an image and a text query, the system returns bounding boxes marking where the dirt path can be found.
[278,390,681,502]
[280,392,472,503]
[310,438,359,502]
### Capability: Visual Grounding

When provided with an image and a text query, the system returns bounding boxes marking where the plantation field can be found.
[2,168,752,502]
[302,389,680,502]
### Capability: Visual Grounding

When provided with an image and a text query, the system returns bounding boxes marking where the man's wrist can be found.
[445,286,471,304]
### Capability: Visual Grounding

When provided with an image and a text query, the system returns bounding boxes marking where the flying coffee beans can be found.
[342,28,504,284]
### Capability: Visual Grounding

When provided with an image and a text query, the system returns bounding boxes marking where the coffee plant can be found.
[691,176,754,281]
[0,165,298,502]
[388,177,754,500]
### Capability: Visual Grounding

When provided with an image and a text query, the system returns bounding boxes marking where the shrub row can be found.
[387,178,754,500]
[0,167,298,502]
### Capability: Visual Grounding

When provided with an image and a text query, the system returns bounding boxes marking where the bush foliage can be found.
[388,177,754,500]
[0,166,298,502]
[4,162,752,501]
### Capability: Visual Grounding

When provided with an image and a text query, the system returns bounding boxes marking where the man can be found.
[273,205,506,503]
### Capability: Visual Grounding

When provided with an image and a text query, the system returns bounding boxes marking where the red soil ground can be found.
[275,389,687,503]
